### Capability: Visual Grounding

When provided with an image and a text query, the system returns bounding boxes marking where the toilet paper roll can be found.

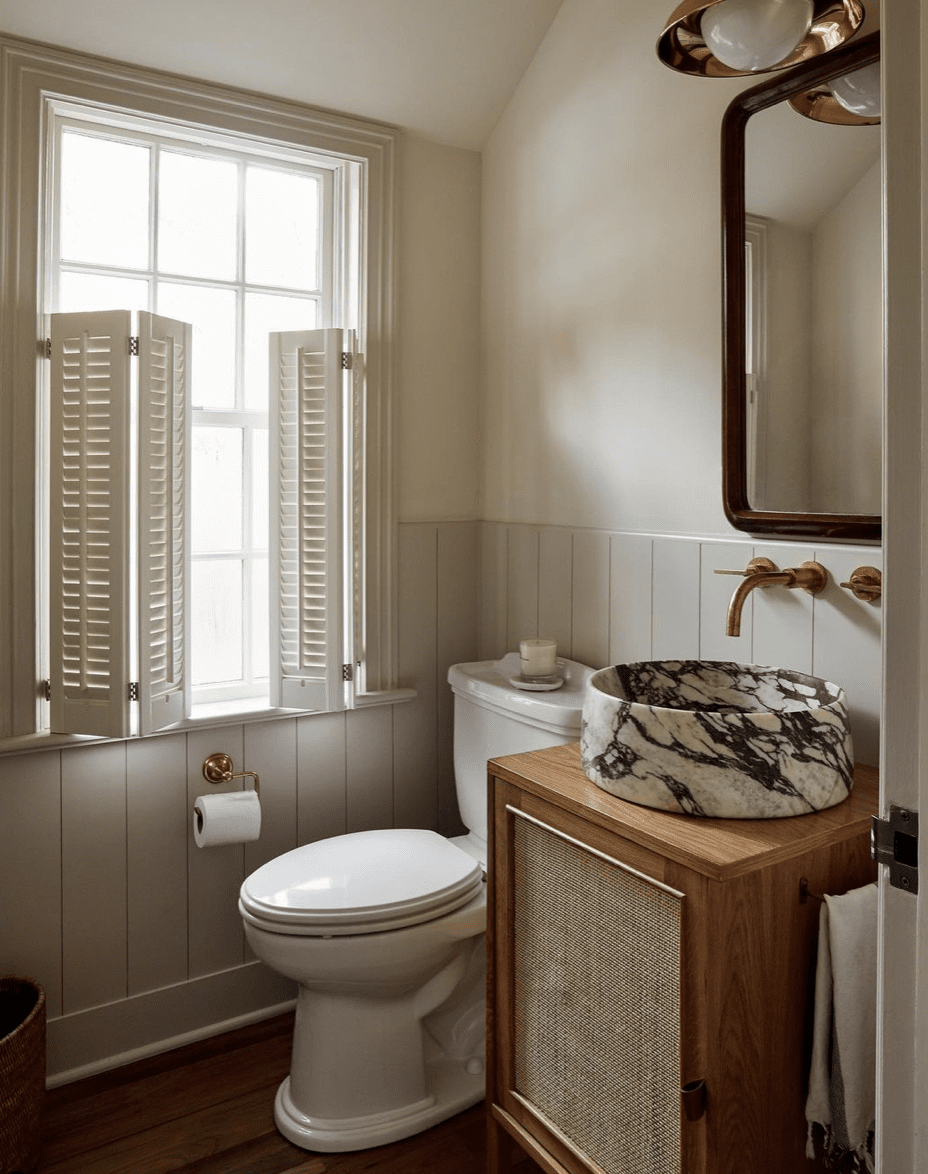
[193,790,262,848]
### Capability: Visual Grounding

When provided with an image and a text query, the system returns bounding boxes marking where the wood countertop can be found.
[489,742,879,882]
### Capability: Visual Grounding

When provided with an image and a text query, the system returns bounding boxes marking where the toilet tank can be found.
[447,652,594,858]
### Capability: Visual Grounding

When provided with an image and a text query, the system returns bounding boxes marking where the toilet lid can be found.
[239,828,483,934]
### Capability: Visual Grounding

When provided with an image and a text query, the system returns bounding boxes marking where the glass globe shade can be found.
[830,63,881,117]
[700,0,814,72]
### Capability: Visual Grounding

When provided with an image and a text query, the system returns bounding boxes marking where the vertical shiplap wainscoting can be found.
[0,521,480,1084]
[479,523,882,766]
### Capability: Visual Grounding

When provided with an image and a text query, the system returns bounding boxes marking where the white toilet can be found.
[239,651,593,1152]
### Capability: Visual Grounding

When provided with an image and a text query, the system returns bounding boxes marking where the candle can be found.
[520,637,558,679]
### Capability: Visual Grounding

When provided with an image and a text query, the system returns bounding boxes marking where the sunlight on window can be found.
[157,281,237,410]
[252,429,269,550]
[246,167,320,290]
[243,292,318,410]
[58,271,149,313]
[192,428,244,553]
[158,151,238,281]
[251,558,270,680]
[191,560,244,686]
[60,133,150,269]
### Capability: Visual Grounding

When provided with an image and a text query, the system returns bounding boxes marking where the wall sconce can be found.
[657,0,865,77]
[789,60,880,123]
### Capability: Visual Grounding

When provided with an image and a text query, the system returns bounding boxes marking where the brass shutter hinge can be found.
[129,336,140,356]
[42,338,52,359]
[128,682,139,701]
[342,663,354,682]
[872,806,918,894]
[40,679,51,701]
[341,352,353,370]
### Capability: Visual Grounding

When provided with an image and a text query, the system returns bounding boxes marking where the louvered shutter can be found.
[49,311,132,736]
[269,328,349,711]
[137,312,191,734]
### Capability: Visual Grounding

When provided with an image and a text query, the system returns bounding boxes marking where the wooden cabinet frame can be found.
[486,743,878,1174]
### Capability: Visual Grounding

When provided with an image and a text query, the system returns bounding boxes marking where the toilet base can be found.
[274,1051,485,1152]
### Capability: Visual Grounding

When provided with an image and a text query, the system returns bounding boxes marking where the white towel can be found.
[805,882,877,1171]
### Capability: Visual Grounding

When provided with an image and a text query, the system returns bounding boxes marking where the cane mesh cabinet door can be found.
[510,806,685,1174]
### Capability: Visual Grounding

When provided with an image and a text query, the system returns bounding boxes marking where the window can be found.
[0,35,400,744]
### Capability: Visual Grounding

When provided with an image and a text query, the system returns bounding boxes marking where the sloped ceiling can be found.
[0,0,564,150]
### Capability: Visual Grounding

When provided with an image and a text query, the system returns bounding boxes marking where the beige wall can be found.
[397,136,482,521]
[481,0,748,534]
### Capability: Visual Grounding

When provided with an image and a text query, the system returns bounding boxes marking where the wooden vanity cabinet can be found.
[486,743,878,1174]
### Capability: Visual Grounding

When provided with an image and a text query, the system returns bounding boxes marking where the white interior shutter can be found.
[49,310,132,737]
[270,328,347,711]
[137,312,191,733]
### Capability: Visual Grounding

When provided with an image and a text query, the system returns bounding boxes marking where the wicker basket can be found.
[0,976,46,1174]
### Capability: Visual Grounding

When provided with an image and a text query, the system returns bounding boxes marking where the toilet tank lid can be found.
[448,652,594,732]
[239,828,482,930]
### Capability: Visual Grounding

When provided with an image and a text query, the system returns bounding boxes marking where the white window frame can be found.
[0,33,405,748]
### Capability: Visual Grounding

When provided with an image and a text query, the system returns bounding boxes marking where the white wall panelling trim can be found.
[46,966,296,1086]
[0,520,480,1078]
[478,522,882,766]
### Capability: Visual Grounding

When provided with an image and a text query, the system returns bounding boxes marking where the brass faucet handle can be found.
[840,565,882,602]
[791,561,828,596]
[714,557,779,577]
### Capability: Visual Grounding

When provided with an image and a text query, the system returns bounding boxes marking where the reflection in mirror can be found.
[745,94,880,514]
[721,32,881,542]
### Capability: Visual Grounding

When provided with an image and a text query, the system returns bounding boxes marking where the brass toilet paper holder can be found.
[202,753,261,798]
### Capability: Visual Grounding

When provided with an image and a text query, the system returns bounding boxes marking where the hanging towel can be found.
[805,882,877,1172]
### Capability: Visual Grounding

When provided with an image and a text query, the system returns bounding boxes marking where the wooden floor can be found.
[34,1012,494,1174]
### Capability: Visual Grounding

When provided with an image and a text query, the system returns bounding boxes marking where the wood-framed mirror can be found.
[721,32,881,542]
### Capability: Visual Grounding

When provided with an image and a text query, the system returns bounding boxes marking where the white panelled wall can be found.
[480,523,882,765]
[0,519,881,1082]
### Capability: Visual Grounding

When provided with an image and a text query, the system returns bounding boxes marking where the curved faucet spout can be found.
[715,558,829,637]
[726,568,794,636]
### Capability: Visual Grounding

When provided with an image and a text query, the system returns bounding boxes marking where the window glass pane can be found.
[192,428,243,553]
[191,560,243,685]
[158,282,237,409]
[158,151,238,281]
[251,557,269,680]
[252,429,269,551]
[245,167,319,291]
[60,132,150,269]
[244,292,318,410]
[57,271,149,313]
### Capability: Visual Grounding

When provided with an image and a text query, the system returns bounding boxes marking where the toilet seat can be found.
[240,828,483,936]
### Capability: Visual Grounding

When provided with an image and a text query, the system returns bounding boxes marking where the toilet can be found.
[239,651,593,1152]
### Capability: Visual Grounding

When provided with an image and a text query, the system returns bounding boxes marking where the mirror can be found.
[721,32,881,542]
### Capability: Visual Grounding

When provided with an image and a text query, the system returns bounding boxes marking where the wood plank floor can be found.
[34,1012,504,1174]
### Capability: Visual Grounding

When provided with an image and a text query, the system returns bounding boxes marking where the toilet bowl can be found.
[241,652,593,1152]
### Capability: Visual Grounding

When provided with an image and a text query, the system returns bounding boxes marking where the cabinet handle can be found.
[681,1079,707,1121]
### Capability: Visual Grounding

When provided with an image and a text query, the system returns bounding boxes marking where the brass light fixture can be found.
[657,0,866,77]
[789,59,880,122]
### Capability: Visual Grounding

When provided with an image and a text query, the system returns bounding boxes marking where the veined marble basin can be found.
[580,661,853,819]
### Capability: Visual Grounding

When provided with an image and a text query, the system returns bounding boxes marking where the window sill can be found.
[0,688,417,758]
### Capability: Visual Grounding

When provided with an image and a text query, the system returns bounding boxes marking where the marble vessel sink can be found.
[580,660,853,819]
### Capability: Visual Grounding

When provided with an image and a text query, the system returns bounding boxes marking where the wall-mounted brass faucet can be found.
[714,557,829,637]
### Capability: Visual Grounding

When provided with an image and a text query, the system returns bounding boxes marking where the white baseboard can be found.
[46,961,296,1087]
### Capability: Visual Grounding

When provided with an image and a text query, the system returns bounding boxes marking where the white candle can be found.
[520,637,558,678]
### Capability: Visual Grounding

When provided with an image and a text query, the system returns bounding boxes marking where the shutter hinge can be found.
[40,679,51,702]
[342,663,354,682]
[42,338,52,359]
[341,352,353,370]
[128,682,139,702]
[129,336,140,356]
[871,806,918,894]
